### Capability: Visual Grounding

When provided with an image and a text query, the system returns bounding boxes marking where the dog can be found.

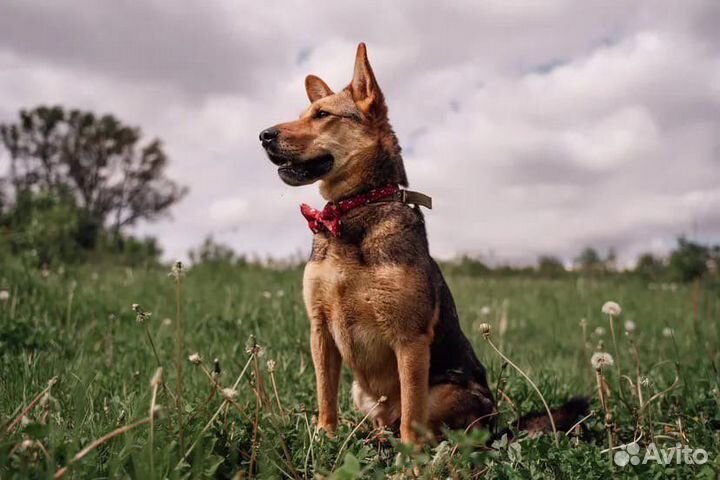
[260,43,587,445]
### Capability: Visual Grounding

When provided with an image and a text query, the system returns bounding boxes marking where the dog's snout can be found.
[259,127,279,147]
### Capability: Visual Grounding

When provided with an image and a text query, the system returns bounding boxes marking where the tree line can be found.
[445,238,720,283]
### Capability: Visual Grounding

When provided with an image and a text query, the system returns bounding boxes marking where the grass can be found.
[1,259,719,478]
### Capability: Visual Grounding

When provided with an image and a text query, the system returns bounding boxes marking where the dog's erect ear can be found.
[305,75,334,103]
[350,43,383,114]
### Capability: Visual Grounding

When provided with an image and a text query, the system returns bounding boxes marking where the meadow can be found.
[1,259,718,479]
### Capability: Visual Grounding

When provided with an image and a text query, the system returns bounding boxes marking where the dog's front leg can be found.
[395,340,430,445]
[311,321,342,434]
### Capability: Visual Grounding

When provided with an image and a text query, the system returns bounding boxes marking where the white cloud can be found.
[209,198,250,226]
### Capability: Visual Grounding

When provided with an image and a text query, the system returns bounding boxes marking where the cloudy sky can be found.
[1,0,718,265]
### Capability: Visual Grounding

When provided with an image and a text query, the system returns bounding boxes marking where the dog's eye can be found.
[314,110,330,119]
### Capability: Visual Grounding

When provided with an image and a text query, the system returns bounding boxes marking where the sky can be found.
[0,0,719,266]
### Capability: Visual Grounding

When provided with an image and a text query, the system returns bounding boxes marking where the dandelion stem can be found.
[145,326,162,368]
[177,353,254,469]
[269,369,286,420]
[484,336,559,446]
[332,397,385,470]
[3,376,58,438]
[149,368,162,479]
[607,314,628,405]
[54,413,158,479]
[173,264,184,449]
[249,352,262,476]
[595,368,614,464]
[302,409,317,476]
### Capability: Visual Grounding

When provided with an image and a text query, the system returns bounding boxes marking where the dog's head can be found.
[260,43,407,200]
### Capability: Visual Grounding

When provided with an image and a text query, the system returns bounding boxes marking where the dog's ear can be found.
[305,75,334,103]
[350,43,384,115]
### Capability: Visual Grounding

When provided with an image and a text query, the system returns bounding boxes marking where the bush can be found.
[0,189,81,266]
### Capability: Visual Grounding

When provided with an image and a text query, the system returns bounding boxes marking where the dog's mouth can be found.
[271,154,335,186]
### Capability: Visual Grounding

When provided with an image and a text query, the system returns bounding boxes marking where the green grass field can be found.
[1,260,718,479]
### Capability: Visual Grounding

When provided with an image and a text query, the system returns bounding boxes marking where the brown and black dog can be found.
[260,43,586,445]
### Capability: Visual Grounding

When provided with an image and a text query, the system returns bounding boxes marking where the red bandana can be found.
[300,184,400,237]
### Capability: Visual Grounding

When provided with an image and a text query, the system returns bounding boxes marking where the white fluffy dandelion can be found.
[266,359,276,373]
[601,301,622,316]
[132,304,151,323]
[624,320,637,333]
[0,289,10,302]
[662,327,674,338]
[594,326,606,336]
[480,306,491,316]
[188,353,202,365]
[591,352,614,370]
[221,388,238,401]
[262,291,272,299]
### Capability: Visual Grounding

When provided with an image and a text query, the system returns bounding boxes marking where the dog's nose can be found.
[259,127,279,146]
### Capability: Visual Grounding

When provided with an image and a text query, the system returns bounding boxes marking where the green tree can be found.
[634,252,666,280]
[1,106,187,248]
[669,237,708,282]
[0,189,81,265]
[537,255,566,277]
[574,246,603,273]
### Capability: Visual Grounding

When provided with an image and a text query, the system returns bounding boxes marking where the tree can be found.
[0,106,187,247]
[537,255,566,277]
[634,252,666,280]
[574,246,603,273]
[669,236,708,282]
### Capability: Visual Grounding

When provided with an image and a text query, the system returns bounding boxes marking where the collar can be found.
[299,184,432,237]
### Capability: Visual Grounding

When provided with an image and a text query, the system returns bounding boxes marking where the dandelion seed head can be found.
[579,318,587,328]
[624,320,637,333]
[480,306,491,316]
[601,301,622,316]
[169,261,185,280]
[591,351,614,370]
[20,439,34,451]
[221,388,238,401]
[262,291,272,299]
[478,323,491,337]
[188,353,202,365]
[0,289,10,302]
[162,318,172,326]
[276,289,285,297]
[662,327,673,338]
[266,359,276,373]
[594,326,606,336]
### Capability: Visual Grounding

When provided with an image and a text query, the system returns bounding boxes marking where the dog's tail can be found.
[492,396,590,441]
[516,396,590,434]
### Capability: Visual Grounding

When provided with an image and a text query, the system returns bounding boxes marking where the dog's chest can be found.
[303,253,395,371]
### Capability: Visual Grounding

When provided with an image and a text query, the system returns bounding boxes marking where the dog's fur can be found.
[260,43,587,444]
